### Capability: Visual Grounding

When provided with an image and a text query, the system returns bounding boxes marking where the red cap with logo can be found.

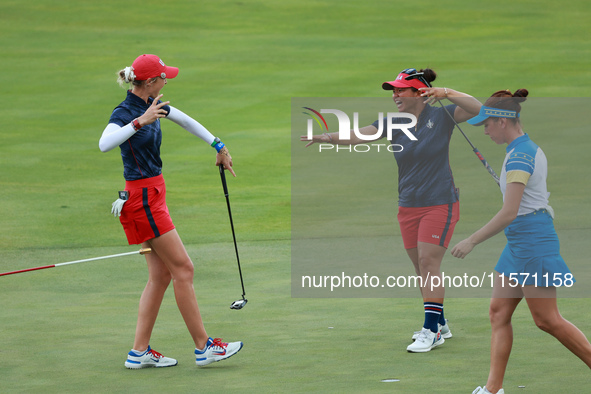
[382,69,429,90]
[131,54,179,80]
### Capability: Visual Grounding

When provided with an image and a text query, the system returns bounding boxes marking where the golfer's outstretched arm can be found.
[166,106,216,143]
[447,90,482,122]
[418,87,482,123]
[167,106,235,176]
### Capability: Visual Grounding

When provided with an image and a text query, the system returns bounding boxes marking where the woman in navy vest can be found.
[100,54,243,369]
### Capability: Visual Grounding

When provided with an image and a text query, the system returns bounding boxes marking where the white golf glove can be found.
[111,191,129,217]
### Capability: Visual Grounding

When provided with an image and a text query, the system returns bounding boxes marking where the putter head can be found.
[230,298,247,310]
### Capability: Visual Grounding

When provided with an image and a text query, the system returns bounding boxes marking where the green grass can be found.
[1,0,590,392]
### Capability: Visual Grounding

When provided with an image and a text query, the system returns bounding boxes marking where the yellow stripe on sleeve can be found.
[506,170,530,185]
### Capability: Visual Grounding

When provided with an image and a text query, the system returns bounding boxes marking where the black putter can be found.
[219,165,248,310]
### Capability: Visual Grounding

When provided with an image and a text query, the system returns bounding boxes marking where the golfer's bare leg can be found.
[416,242,446,302]
[133,243,172,351]
[406,247,423,298]
[524,286,591,368]
[148,229,209,350]
[486,275,522,393]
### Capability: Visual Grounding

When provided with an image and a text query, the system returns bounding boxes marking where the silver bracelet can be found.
[323,132,333,142]
[444,87,449,97]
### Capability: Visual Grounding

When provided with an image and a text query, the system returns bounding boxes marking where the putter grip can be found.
[219,165,229,196]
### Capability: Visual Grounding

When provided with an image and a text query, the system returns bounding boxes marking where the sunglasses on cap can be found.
[401,68,432,88]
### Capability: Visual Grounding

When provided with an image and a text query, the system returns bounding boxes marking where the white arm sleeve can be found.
[166,106,216,145]
[99,123,136,152]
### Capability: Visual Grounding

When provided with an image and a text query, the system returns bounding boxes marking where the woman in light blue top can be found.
[451,89,591,394]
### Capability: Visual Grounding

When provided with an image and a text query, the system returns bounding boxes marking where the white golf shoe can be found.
[124,346,178,369]
[472,386,504,394]
[195,337,243,366]
[407,327,444,353]
[412,319,452,340]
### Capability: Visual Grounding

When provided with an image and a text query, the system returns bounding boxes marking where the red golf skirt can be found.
[119,174,175,245]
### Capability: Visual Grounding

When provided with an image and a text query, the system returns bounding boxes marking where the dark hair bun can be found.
[420,68,437,84]
[513,89,529,102]
[484,88,528,114]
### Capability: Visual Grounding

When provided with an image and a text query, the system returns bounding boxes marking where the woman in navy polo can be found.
[100,54,242,369]
[302,68,482,352]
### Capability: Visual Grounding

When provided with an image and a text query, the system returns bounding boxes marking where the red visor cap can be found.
[382,72,428,90]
